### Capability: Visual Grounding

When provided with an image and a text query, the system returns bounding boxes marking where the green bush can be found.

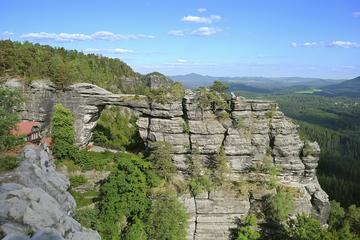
[235,214,261,240]
[212,147,230,187]
[145,191,188,240]
[75,150,115,171]
[302,141,314,157]
[0,155,20,171]
[147,141,176,182]
[69,175,87,188]
[266,188,294,223]
[98,154,151,239]
[93,107,143,151]
[74,208,99,230]
[124,218,147,240]
[51,103,78,161]
[0,87,23,151]
[188,145,213,196]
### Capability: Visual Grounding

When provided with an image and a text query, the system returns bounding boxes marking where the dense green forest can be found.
[0,40,142,91]
[235,91,360,207]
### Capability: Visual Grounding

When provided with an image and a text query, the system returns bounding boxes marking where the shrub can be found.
[147,141,176,182]
[188,145,213,196]
[0,155,20,171]
[235,214,261,240]
[69,175,87,188]
[0,87,23,151]
[124,218,147,240]
[302,141,314,157]
[93,107,143,151]
[74,208,99,230]
[266,188,294,223]
[212,147,230,187]
[182,122,190,134]
[51,103,78,161]
[98,154,150,239]
[145,191,188,240]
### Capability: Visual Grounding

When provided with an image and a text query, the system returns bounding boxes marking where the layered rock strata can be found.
[7,80,330,240]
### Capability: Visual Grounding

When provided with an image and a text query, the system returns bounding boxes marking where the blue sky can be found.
[1,0,359,79]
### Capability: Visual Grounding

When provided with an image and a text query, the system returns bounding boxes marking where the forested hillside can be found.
[0,40,143,92]
[235,91,360,207]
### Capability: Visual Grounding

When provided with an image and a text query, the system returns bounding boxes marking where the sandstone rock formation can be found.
[0,145,100,240]
[6,79,330,240]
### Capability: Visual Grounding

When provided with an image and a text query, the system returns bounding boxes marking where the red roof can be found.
[11,121,40,136]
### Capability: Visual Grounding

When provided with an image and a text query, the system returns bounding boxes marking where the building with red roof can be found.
[11,121,42,143]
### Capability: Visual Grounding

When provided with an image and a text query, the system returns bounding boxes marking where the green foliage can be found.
[188,145,213,196]
[124,218,147,240]
[0,155,20,171]
[69,175,87,188]
[347,204,360,235]
[143,82,185,104]
[51,103,77,161]
[212,147,230,187]
[285,214,326,240]
[145,191,188,240]
[235,214,261,240]
[196,87,228,119]
[234,116,244,128]
[210,80,229,95]
[267,188,294,223]
[147,141,176,182]
[74,208,99,230]
[329,201,346,230]
[0,87,23,151]
[0,40,137,91]
[302,141,315,157]
[98,153,151,239]
[182,121,190,134]
[70,189,100,208]
[93,107,143,151]
[75,150,115,171]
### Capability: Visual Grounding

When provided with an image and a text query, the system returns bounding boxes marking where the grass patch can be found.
[70,189,100,208]
[0,155,20,171]
[70,175,87,188]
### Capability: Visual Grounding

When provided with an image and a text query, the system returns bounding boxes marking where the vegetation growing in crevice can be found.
[188,144,213,196]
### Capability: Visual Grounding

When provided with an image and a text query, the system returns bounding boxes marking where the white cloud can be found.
[191,27,222,36]
[20,31,155,42]
[168,30,186,37]
[291,41,360,48]
[177,59,187,63]
[2,31,14,36]
[330,40,360,48]
[353,11,360,17]
[291,42,321,48]
[197,8,207,12]
[181,15,221,24]
[82,48,134,54]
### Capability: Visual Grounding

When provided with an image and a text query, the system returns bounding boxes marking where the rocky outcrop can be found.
[0,145,100,240]
[7,79,330,240]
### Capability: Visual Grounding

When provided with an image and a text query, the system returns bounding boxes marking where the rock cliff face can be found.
[7,80,330,240]
[0,145,100,240]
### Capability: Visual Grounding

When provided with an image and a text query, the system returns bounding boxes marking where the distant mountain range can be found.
[169,73,344,90]
[318,76,360,97]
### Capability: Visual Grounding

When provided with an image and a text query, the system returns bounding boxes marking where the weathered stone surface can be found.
[8,80,330,240]
[0,145,100,240]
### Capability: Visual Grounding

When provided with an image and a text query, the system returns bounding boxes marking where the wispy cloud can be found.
[353,11,360,17]
[291,41,360,48]
[2,31,14,36]
[82,48,134,54]
[181,15,221,24]
[197,8,207,12]
[177,59,187,63]
[330,41,360,48]
[20,31,155,42]
[291,42,321,48]
[191,27,222,36]
[168,30,186,37]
